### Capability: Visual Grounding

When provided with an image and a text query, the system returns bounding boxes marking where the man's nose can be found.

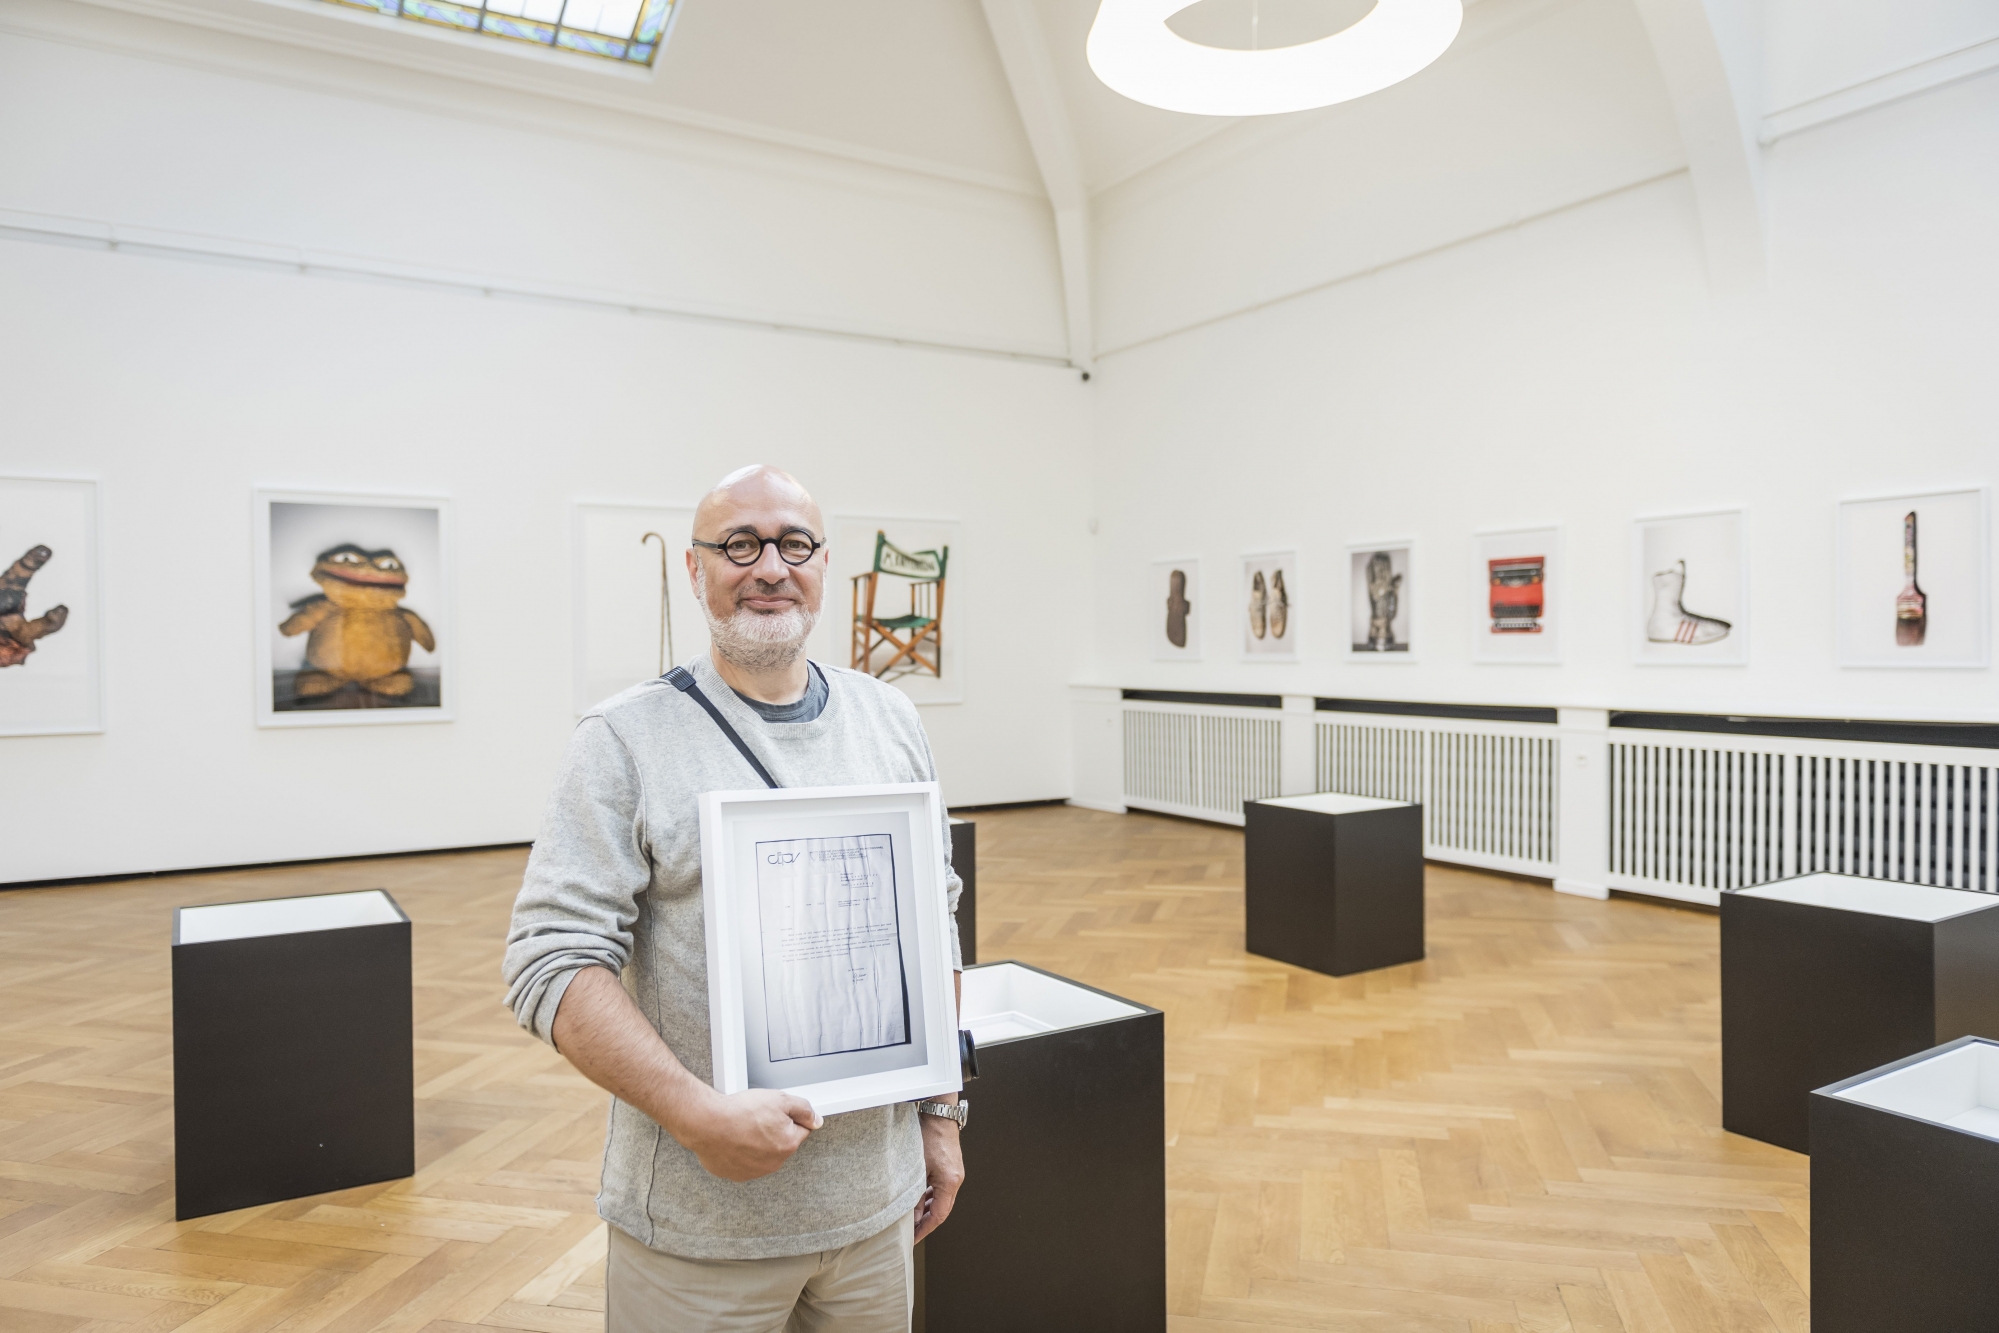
[749,543,790,582]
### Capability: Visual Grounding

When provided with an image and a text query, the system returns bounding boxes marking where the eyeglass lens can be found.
[720,531,818,565]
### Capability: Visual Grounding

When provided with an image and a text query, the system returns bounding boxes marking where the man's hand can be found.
[913,1103,965,1243]
[678,1087,822,1183]
[551,967,821,1183]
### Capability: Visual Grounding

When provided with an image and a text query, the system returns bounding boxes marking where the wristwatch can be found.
[915,1099,969,1128]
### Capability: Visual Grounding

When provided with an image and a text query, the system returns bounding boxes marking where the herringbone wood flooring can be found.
[0,805,1807,1332]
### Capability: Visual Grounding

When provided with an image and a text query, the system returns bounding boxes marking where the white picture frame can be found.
[572,502,707,715]
[1633,509,1747,666]
[0,475,101,737]
[1472,527,1561,665]
[699,781,961,1117]
[1240,551,1298,662]
[1151,558,1201,661]
[818,515,962,705]
[1837,488,1989,669]
[1347,540,1415,662]
[254,489,453,727]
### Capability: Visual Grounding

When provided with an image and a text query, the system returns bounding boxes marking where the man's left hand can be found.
[913,1104,965,1244]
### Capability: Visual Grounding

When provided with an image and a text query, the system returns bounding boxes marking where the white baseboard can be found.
[1554,878,1610,900]
[1065,798,1129,815]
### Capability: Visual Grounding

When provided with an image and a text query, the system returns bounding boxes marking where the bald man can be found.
[503,466,964,1331]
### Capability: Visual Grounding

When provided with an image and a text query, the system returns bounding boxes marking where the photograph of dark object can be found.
[1166,568,1191,648]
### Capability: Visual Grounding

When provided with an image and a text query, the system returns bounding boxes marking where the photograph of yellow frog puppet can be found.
[257,493,449,722]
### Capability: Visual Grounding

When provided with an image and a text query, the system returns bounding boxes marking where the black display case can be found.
[915,961,1164,1333]
[1721,872,1999,1154]
[950,816,977,966]
[1243,793,1424,977]
[1812,1036,1999,1331]
[172,889,415,1219]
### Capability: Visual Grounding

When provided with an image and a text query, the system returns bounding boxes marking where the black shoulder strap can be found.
[664,666,780,789]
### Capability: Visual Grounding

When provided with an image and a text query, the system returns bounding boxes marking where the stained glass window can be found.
[323,0,679,66]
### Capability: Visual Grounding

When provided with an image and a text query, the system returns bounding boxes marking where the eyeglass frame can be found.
[691,526,827,567]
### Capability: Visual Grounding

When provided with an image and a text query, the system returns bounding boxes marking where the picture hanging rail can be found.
[0,476,100,737]
[253,490,453,727]
[1347,540,1415,662]
[1472,526,1561,665]
[1240,551,1298,663]
[1632,509,1747,666]
[1836,488,1989,669]
[1151,557,1202,662]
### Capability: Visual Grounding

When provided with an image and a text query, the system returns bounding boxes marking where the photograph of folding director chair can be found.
[850,530,948,680]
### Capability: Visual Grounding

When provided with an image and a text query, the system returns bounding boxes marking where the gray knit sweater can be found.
[501,655,962,1259]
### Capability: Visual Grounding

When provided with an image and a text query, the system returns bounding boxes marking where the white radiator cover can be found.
[1102,696,1999,908]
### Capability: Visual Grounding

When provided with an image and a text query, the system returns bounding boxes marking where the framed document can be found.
[699,781,962,1117]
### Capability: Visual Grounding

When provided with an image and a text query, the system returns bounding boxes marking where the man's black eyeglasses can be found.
[692,528,824,567]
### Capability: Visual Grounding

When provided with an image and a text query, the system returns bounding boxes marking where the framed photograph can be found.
[255,490,452,726]
[1838,488,1989,668]
[1634,509,1746,666]
[1348,541,1413,661]
[573,502,707,715]
[0,476,101,736]
[817,515,961,705]
[699,781,962,1117]
[1240,551,1298,662]
[1473,527,1561,664]
[1152,558,1201,661]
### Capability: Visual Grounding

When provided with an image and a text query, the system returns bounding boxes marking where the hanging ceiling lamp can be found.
[1087,0,1463,117]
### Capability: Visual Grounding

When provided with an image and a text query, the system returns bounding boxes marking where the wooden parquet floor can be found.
[0,805,1808,1332]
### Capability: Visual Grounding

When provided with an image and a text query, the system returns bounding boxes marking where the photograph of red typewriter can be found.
[1487,555,1545,633]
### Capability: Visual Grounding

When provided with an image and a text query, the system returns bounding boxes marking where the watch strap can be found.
[915,1099,968,1128]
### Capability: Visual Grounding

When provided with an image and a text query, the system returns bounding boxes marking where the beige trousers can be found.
[606,1214,913,1333]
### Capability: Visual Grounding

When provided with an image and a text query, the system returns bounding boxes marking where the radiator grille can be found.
[1610,742,1999,894]
[1316,722,1559,875]
[1122,708,1281,825]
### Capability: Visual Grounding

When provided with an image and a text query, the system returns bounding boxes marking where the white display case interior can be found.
[175,889,405,944]
[960,962,1144,1045]
[1736,874,1999,923]
[1830,1039,1999,1140]
[1254,793,1413,816]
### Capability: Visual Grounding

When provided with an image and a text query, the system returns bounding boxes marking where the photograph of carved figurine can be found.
[1241,552,1297,661]
[0,476,100,737]
[1633,510,1745,665]
[1152,558,1201,660]
[1473,527,1561,664]
[1348,542,1412,658]
[1837,488,1988,668]
[256,492,451,726]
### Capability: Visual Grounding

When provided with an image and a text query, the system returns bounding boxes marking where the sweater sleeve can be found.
[502,715,653,1044]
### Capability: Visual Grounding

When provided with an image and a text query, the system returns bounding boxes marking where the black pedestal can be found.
[950,816,977,966]
[1812,1037,1999,1331]
[1721,873,1999,1154]
[915,961,1164,1333]
[1243,794,1424,977]
[172,889,415,1219]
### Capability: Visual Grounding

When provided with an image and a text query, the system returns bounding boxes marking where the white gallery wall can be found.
[1086,1,1999,724]
[0,9,1089,884]
[3,0,1996,883]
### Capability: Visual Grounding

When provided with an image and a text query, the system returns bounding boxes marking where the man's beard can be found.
[696,568,820,671]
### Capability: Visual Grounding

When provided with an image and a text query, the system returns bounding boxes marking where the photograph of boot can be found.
[1248,570,1268,639]
[1645,560,1730,645]
[1269,570,1288,640]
